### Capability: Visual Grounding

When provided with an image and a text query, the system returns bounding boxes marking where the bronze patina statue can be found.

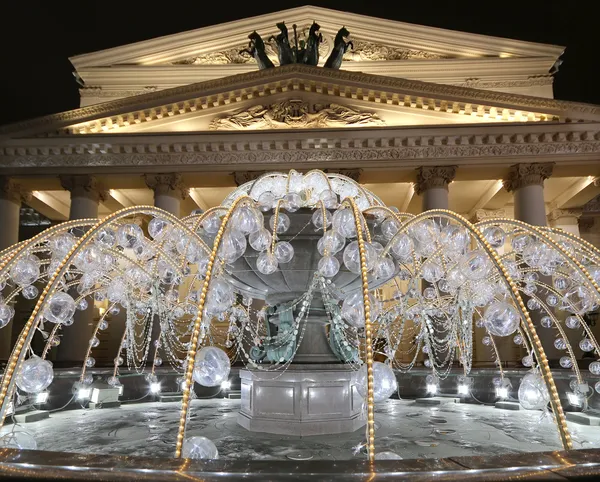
[242,21,352,70]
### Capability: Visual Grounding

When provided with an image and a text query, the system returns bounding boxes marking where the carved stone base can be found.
[238,365,365,436]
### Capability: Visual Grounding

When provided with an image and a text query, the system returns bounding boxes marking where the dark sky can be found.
[2,0,599,125]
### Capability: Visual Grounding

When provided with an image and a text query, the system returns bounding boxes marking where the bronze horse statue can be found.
[240,31,274,69]
[324,26,353,69]
[269,22,295,65]
[300,21,323,66]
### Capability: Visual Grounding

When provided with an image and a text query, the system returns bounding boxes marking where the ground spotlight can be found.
[35,392,49,404]
[221,380,231,391]
[150,382,161,394]
[495,387,509,399]
[457,384,469,395]
[426,383,438,394]
[77,387,91,400]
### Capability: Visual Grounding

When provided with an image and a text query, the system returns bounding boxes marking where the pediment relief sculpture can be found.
[342,39,447,61]
[209,100,385,130]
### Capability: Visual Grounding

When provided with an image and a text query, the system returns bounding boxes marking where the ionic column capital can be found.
[144,173,188,200]
[60,175,107,202]
[548,208,583,223]
[414,166,457,195]
[0,177,31,203]
[503,162,554,192]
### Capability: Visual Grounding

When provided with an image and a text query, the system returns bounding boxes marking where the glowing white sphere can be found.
[0,431,37,450]
[182,436,219,459]
[249,228,272,252]
[10,255,40,287]
[269,213,290,233]
[43,292,76,325]
[256,252,278,275]
[16,356,53,393]
[204,279,235,316]
[107,278,127,304]
[317,230,345,256]
[193,347,231,387]
[356,362,397,403]
[116,223,143,249]
[518,372,550,410]
[318,255,340,278]
[482,301,520,337]
[218,229,247,264]
[274,241,294,264]
[0,303,15,329]
[343,241,376,275]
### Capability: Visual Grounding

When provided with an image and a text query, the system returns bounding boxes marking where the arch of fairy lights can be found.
[1,169,600,461]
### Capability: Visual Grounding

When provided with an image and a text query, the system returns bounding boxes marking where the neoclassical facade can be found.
[2,5,600,364]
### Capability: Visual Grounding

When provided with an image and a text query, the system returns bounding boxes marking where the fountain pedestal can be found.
[238,364,364,436]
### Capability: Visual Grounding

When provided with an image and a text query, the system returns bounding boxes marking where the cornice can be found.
[69,6,564,69]
[3,65,600,139]
[2,124,600,173]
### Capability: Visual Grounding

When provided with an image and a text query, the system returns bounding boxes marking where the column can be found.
[0,178,30,361]
[144,173,188,217]
[504,163,559,363]
[548,209,583,236]
[57,175,106,364]
[503,163,554,226]
[414,166,457,210]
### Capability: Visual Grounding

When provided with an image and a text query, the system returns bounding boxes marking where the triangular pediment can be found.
[2,65,599,140]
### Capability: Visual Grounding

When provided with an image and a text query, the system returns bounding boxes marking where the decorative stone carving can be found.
[548,208,583,223]
[0,177,31,203]
[414,166,457,195]
[343,39,446,61]
[59,175,107,202]
[580,217,595,231]
[473,209,506,222]
[79,86,158,99]
[233,171,266,186]
[144,173,188,200]
[583,194,600,213]
[326,169,362,182]
[210,100,384,130]
[457,76,553,89]
[503,163,555,192]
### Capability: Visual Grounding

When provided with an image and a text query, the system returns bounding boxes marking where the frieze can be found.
[343,39,446,61]
[3,64,600,137]
[456,76,554,89]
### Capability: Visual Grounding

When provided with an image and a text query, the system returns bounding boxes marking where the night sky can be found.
[2,0,599,126]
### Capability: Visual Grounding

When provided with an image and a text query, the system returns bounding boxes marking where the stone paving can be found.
[2,398,600,460]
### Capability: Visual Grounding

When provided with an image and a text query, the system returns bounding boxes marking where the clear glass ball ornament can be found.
[116,223,143,249]
[95,227,116,248]
[115,356,124,367]
[518,372,549,410]
[422,261,444,283]
[318,256,340,278]
[440,225,470,255]
[423,287,436,300]
[527,299,541,311]
[424,359,432,368]
[231,206,262,234]
[461,250,492,281]
[204,279,235,316]
[341,291,374,328]
[75,245,103,273]
[470,280,496,307]
[554,338,567,350]
[482,301,520,337]
[317,230,345,256]
[381,218,400,241]
[374,256,395,280]
[202,213,222,234]
[282,192,302,212]
[50,232,77,257]
[10,255,40,287]
[580,338,595,352]
[0,431,37,450]
[522,355,534,367]
[89,336,100,348]
[546,294,559,307]
[389,233,413,260]
[82,373,93,385]
[269,213,290,234]
[218,229,247,264]
[511,233,532,253]
[560,356,574,368]
[0,303,15,329]
[540,316,553,328]
[193,346,231,387]
[343,241,376,275]
[98,320,109,331]
[411,219,440,245]
[77,298,88,311]
[249,228,272,252]
[86,357,95,368]
[513,334,524,345]
[332,209,356,238]
[43,292,76,324]
[21,285,39,300]
[16,356,53,393]
[356,361,397,403]
[182,436,219,460]
[257,191,275,212]
[565,316,581,329]
[274,241,294,264]
[482,336,492,346]
[154,357,163,367]
[148,217,170,240]
[319,189,338,209]
[375,451,402,460]
[562,286,595,315]
[49,336,60,347]
[107,376,120,387]
[107,278,127,304]
[256,252,278,275]
[482,226,506,249]
[554,276,570,291]
[311,209,332,230]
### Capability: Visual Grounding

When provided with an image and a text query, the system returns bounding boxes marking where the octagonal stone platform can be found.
[238,365,365,436]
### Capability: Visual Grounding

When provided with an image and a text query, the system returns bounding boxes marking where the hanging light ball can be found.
[218,229,247,264]
[43,292,76,325]
[518,372,550,410]
[257,191,275,212]
[482,301,520,337]
[343,241,376,274]
[16,356,53,393]
[204,279,235,316]
[256,252,279,275]
[0,431,37,450]
[311,209,332,230]
[22,285,39,300]
[580,338,595,352]
[10,255,40,287]
[182,436,219,459]
[193,347,231,387]
[0,303,15,329]
[318,256,340,278]
[319,189,338,209]
[356,362,397,403]
[89,336,100,348]
[317,230,345,256]
[116,223,143,249]
[249,228,271,252]
[482,226,505,249]
[274,241,294,264]
[269,213,290,234]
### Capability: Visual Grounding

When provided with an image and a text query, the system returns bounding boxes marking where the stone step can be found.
[414,397,460,406]
[228,391,241,400]
[89,401,121,409]
[159,392,183,402]
[13,410,49,423]
[566,412,600,426]
[495,401,521,411]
